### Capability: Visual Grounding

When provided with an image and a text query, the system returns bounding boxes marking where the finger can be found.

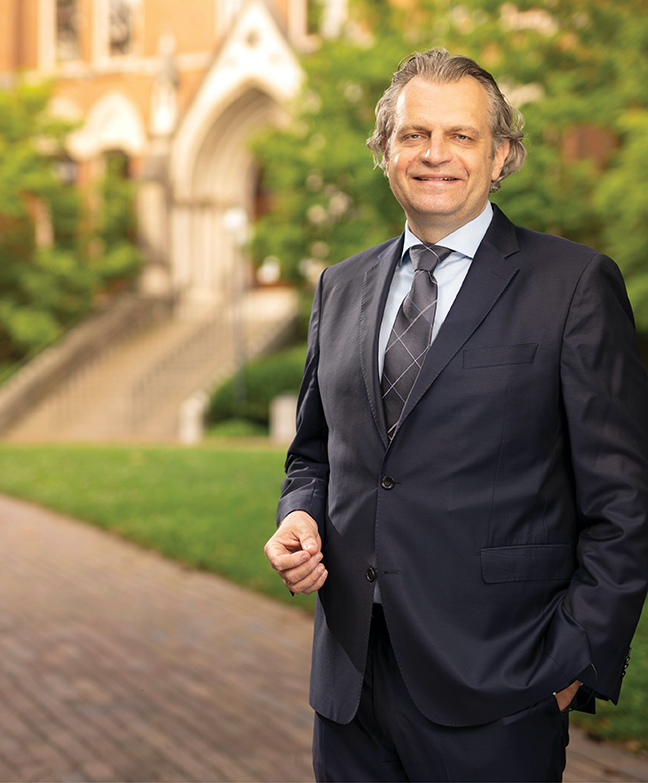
[267,541,321,572]
[281,553,324,589]
[288,563,328,594]
[265,545,312,572]
[280,552,324,584]
[300,533,320,554]
[302,568,328,594]
[264,526,320,560]
[277,511,321,555]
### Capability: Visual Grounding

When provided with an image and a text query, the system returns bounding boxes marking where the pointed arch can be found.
[170,0,302,198]
[166,0,302,305]
[67,90,147,159]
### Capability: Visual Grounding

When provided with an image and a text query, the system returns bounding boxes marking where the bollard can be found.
[178,390,209,445]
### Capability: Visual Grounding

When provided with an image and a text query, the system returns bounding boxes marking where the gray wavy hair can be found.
[366,48,527,192]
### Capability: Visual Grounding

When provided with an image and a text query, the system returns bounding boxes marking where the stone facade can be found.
[0,0,312,308]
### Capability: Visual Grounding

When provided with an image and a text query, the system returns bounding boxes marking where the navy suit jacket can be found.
[277,205,648,727]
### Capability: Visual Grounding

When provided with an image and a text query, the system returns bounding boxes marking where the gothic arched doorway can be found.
[171,85,284,308]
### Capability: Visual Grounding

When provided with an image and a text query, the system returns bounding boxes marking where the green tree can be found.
[252,32,406,283]
[0,83,140,371]
[95,153,141,286]
[252,0,648,328]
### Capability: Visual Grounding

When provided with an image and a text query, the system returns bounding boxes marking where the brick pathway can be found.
[0,493,647,782]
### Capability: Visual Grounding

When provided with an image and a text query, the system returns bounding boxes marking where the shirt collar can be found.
[401,202,494,266]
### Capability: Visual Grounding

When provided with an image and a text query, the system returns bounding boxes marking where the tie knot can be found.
[409,244,452,273]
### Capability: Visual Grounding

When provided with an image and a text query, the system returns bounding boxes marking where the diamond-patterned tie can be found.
[381,244,452,440]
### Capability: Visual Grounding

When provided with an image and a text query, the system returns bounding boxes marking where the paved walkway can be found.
[0,493,647,782]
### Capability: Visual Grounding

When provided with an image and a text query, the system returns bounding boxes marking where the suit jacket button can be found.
[381,476,396,490]
[366,567,377,582]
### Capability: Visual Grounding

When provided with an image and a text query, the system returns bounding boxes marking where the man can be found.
[264,48,648,782]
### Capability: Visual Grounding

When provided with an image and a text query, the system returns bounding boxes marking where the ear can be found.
[491,140,510,181]
[381,136,389,162]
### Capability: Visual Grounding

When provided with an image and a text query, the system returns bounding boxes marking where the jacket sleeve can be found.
[560,253,648,704]
[276,271,330,535]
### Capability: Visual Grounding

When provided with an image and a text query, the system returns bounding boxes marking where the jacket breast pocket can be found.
[463,343,538,369]
[481,544,575,584]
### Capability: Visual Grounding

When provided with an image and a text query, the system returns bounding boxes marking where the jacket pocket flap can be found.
[481,544,574,583]
[463,343,538,369]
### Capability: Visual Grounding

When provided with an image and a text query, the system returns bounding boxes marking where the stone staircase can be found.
[4,287,298,442]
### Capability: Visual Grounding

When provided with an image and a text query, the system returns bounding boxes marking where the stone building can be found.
[0,0,327,440]
[0,0,316,306]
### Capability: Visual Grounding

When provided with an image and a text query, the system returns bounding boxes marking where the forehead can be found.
[392,75,493,132]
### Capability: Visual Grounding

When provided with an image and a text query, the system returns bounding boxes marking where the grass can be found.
[0,442,315,612]
[207,418,269,437]
[0,442,645,750]
[572,620,648,752]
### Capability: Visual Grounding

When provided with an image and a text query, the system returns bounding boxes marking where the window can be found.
[109,0,134,56]
[56,0,80,61]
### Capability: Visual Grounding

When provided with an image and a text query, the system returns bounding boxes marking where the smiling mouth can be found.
[414,176,458,181]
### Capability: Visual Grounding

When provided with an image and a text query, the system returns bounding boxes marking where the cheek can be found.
[388,150,412,179]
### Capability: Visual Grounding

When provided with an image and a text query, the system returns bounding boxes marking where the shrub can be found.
[208,343,307,427]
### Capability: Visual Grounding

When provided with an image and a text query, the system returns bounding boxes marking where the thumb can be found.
[301,534,319,554]
[296,525,320,554]
[279,511,321,554]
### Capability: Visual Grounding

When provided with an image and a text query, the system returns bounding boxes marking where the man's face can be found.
[384,76,510,243]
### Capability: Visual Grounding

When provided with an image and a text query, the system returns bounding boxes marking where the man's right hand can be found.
[264,510,328,594]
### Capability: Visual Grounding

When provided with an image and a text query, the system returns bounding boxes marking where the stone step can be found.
[6,288,298,442]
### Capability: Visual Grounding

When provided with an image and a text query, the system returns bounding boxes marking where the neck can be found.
[407,204,490,245]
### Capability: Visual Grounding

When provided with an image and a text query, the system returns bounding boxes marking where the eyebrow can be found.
[397,124,484,137]
[447,125,483,137]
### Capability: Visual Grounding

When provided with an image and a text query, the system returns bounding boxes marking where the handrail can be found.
[2,287,298,441]
[0,307,92,389]
[129,311,231,430]
[0,291,177,436]
[128,290,299,435]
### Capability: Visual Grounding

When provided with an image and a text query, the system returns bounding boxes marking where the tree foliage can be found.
[252,34,406,284]
[252,0,648,330]
[0,83,140,370]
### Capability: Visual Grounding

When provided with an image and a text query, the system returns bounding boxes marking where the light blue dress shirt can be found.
[374,202,494,603]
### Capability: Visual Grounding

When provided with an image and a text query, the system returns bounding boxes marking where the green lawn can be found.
[0,441,314,611]
[0,442,645,750]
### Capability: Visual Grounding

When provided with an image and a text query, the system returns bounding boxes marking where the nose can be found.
[422,134,451,164]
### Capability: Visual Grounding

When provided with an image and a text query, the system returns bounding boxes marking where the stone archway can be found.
[171,85,285,308]
[67,90,147,160]
[162,0,302,310]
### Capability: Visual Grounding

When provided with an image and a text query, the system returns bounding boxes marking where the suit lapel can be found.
[395,207,521,435]
[359,235,403,448]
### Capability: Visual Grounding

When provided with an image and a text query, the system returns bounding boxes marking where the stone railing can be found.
[128,288,299,438]
[0,293,176,436]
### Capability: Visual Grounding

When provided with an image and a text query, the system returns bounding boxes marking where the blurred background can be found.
[0,0,647,777]
[0,0,646,445]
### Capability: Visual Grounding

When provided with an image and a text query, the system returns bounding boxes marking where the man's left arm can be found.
[560,253,648,705]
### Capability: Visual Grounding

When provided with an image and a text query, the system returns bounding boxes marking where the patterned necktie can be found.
[381,244,452,440]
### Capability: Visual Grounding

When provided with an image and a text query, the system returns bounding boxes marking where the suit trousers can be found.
[313,605,569,782]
